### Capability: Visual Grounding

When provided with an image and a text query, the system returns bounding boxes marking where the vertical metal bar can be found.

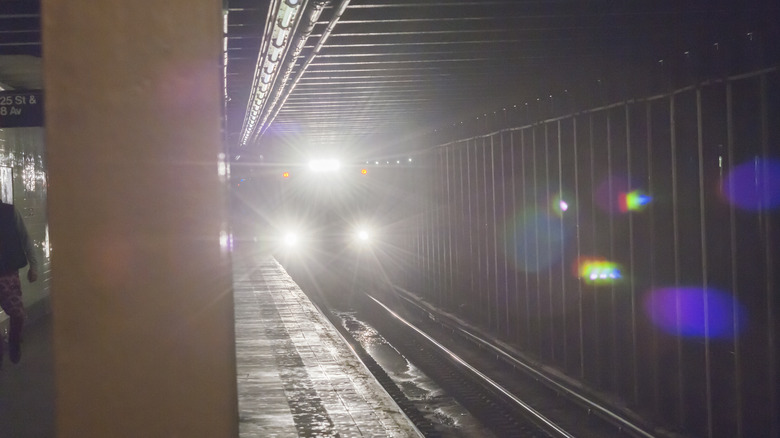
[474,140,483,323]
[457,146,466,305]
[670,93,686,428]
[484,138,493,328]
[447,148,458,303]
[503,134,511,337]
[558,119,567,369]
[545,122,555,361]
[422,156,429,293]
[436,150,442,300]
[430,152,437,300]
[425,154,438,296]
[466,141,475,313]
[607,111,618,392]
[475,140,484,322]
[429,152,436,301]
[760,73,777,438]
[434,149,448,304]
[443,149,451,304]
[726,81,743,438]
[589,113,600,382]
[425,154,430,294]
[490,136,499,331]
[415,158,427,286]
[522,129,531,347]
[445,148,451,302]
[626,103,639,405]
[446,147,455,307]
[422,155,429,295]
[696,87,714,438]
[415,158,422,288]
[493,132,509,336]
[532,126,541,355]
[416,155,422,288]
[510,131,520,342]
[414,160,420,285]
[647,101,660,416]
[574,116,585,380]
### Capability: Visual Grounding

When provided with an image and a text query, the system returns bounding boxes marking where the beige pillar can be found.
[42,1,237,436]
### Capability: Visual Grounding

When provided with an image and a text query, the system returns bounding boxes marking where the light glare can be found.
[309,159,341,172]
[284,232,298,246]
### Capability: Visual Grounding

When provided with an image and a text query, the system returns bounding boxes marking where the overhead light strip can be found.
[239,0,307,147]
[253,0,353,142]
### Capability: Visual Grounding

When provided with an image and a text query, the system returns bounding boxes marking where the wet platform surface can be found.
[233,254,420,437]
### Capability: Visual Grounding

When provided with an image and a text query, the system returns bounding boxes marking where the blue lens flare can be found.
[722,158,780,211]
[644,287,748,339]
[505,211,566,272]
[619,190,652,212]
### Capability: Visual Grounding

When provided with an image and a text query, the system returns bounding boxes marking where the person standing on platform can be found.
[0,201,38,367]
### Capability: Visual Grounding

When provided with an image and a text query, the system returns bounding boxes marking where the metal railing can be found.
[390,66,779,438]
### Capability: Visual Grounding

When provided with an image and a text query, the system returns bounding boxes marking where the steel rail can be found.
[367,293,576,438]
[391,286,657,438]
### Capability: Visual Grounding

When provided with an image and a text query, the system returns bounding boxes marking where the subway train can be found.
[234,159,378,264]
[231,156,418,302]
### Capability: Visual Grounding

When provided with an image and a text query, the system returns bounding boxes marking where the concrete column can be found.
[42,1,237,436]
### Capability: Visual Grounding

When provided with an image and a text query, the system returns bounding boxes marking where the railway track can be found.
[288,261,660,437]
[336,288,661,438]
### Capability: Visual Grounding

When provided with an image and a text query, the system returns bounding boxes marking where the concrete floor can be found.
[0,316,55,438]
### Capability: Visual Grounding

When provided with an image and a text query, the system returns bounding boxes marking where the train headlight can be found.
[283,232,299,246]
[308,159,341,173]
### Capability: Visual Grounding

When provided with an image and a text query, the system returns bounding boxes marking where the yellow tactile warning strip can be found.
[234,255,421,437]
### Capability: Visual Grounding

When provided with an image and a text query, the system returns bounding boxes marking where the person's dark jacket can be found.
[0,202,31,275]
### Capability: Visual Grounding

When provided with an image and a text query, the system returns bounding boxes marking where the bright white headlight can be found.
[308,159,341,172]
[284,232,298,246]
[357,230,370,241]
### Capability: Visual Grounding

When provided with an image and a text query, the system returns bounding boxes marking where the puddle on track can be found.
[337,312,496,438]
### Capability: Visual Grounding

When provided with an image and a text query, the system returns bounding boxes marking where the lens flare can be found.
[550,193,569,217]
[506,211,566,272]
[619,190,652,212]
[574,257,622,284]
[722,158,780,211]
[644,287,748,339]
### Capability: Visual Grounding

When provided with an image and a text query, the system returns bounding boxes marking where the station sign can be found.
[0,90,44,128]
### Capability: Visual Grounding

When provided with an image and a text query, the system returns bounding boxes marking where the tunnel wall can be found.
[395,68,779,438]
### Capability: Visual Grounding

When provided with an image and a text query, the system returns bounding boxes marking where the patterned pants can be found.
[0,272,25,344]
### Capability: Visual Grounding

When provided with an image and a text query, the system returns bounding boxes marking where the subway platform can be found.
[0,254,419,437]
[232,252,419,437]
[0,313,55,438]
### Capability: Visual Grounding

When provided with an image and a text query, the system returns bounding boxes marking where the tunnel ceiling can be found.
[2,1,777,162]
[225,0,778,162]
